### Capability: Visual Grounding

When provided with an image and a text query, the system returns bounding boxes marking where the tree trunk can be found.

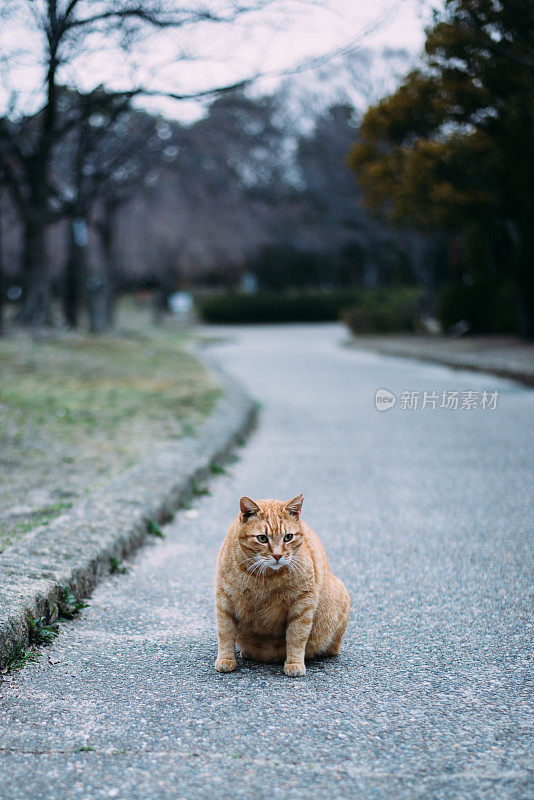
[0,191,4,336]
[86,271,108,334]
[100,196,118,330]
[89,195,120,333]
[18,210,51,329]
[63,216,89,328]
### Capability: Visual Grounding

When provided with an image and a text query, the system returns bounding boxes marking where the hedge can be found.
[436,279,517,334]
[343,288,421,334]
[196,290,365,324]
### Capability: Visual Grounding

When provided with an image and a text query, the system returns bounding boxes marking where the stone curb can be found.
[348,341,534,388]
[0,362,256,670]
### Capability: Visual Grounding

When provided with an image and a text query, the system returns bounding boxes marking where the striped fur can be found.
[215,495,350,677]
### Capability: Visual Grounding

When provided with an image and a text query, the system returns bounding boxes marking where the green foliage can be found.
[210,461,228,476]
[191,480,211,497]
[147,519,164,538]
[350,129,499,230]
[343,288,421,334]
[1,590,89,673]
[437,280,517,334]
[58,586,89,620]
[348,0,534,336]
[28,616,59,646]
[4,641,37,672]
[109,556,130,575]
[252,247,324,291]
[196,290,367,324]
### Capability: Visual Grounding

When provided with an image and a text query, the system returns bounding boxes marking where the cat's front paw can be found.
[215,656,237,673]
[284,660,306,677]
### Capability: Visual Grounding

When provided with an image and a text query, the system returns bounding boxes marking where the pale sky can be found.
[0,0,439,121]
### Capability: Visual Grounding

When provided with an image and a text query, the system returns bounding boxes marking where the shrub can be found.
[196,290,366,324]
[436,279,517,334]
[343,288,421,334]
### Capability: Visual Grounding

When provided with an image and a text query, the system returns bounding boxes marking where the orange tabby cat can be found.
[215,494,350,677]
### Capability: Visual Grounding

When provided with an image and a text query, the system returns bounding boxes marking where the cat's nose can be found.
[272,553,282,561]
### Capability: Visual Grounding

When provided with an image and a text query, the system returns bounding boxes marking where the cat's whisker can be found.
[292,553,306,568]
[289,557,306,580]
[243,558,265,591]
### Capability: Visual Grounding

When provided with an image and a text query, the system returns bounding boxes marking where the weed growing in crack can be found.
[1,587,89,674]
[58,586,89,620]
[28,616,59,646]
[147,520,164,538]
[2,642,37,672]
[191,480,211,497]
[109,556,130,575]
[210,461,228,476]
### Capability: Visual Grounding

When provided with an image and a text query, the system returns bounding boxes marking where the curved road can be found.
[1,323,532,800]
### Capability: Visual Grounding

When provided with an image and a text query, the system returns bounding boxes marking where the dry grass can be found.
[0,301,220,552]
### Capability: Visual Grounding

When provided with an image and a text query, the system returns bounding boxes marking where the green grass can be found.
[0,300,220,552]
[7,502,73,541]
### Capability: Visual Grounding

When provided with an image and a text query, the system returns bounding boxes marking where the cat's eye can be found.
[283,533,294,542]
[256,534,268,543]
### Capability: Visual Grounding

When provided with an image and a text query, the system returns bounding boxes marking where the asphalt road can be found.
[1,323,532,800]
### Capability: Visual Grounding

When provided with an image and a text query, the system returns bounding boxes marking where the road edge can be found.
[347,340,534,388]
[0,363,256,671]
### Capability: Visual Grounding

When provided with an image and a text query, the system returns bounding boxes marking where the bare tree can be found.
[0,0,279,328]
[0,1,401,331]
[71,100,165,331]
[44,88,158,329]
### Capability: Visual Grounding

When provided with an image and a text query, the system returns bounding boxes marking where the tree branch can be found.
[137,79,251,102]
[64,4,268,31]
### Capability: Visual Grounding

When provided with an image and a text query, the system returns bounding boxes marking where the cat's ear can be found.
[240,496,261,519]
[284,493,304,518]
